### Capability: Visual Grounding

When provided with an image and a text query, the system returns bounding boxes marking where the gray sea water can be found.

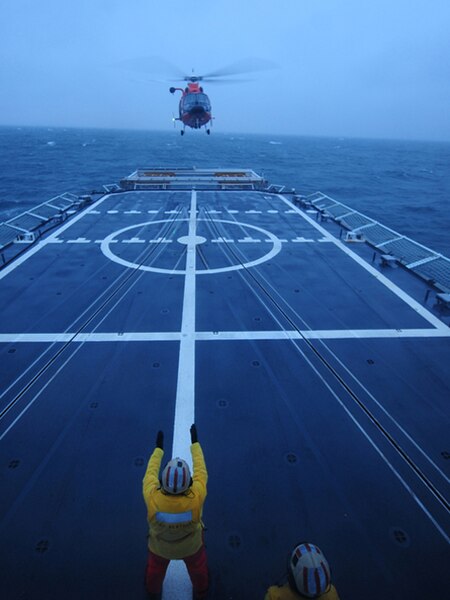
[1,126,449,256]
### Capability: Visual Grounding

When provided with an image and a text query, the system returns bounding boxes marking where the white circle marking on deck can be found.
[100,219,282,275]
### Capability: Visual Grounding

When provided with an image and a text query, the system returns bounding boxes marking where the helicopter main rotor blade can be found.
[201,57,278,79]
[130,77,177,85]
[115,56,186,79]
[113,56,277,85]
[200,78,255,84]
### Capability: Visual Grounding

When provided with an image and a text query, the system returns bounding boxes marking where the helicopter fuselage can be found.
[170,82,212,131]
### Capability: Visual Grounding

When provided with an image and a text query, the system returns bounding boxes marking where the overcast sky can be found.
[1,0,449,140]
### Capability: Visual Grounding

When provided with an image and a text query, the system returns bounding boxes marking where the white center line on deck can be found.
[173,190,197,459]
[163,190,197,600]
[0,194,110,282]
[278,195,448,331]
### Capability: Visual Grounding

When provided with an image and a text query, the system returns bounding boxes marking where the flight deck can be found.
[1,169,449,599]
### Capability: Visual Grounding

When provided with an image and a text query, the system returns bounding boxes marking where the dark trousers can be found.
[145,544,208,597]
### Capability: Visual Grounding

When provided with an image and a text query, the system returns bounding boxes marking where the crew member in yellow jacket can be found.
[265,542,339,600]
[143,424,208,600]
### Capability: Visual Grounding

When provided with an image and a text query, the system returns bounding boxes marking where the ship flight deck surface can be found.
[1,169,449,599]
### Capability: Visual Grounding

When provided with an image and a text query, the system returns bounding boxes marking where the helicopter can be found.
[167,65,262,135]
[119,57,277,135]
[168,61,277,135]
[170,78,212,135]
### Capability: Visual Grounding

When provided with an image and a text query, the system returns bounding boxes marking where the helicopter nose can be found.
[190,105,205,116]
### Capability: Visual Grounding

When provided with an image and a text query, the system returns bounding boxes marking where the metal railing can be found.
[296,191,450,293]
[0,192,85,252]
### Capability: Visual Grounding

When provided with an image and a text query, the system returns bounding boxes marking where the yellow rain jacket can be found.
[265,583,339,600]
[143,442,207,560]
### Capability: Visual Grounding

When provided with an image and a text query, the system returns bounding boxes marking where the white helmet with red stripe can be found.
[288,542,331,598]
[161,458,191,495]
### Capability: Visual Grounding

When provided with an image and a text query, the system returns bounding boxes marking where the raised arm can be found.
[143,430,164,499]
[190,424,208,496]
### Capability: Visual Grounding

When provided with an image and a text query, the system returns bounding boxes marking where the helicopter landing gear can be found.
[206,129,210,135]
[181,129,185,136]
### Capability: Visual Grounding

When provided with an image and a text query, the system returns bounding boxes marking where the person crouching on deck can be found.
[265,542,339,600]
[143,424,209,600]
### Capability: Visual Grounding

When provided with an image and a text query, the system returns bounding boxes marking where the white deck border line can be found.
[278,195,448,331]
[1,328,450,344]
[293,332,450,544]
[0,195,110,282]
[163,191,197,599]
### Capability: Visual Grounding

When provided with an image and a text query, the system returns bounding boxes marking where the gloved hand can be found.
[156,430,164,450]
[190,424,198,444]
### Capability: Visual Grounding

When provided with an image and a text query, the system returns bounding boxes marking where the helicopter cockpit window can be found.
[184,93,211,111]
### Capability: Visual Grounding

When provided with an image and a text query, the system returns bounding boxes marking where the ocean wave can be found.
[0,127,449,257]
